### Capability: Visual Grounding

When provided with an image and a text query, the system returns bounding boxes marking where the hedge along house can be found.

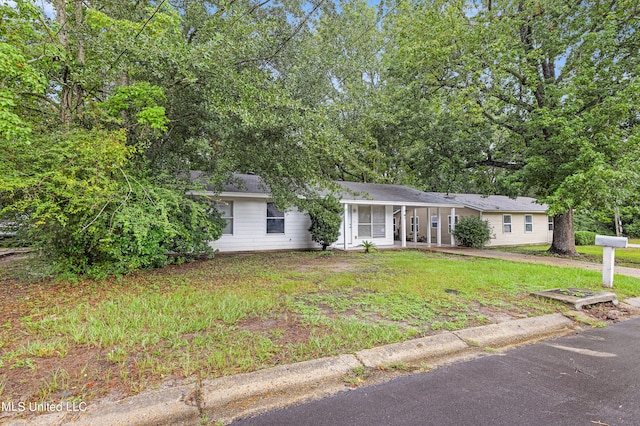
[394,193,552,246]
[190,173,463,252]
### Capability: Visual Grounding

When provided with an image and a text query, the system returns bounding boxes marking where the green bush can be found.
[307,196,343,251]
[574,231,597,246]
[1,129,223,277]
[623,222,640,238]
[451,216,493,248]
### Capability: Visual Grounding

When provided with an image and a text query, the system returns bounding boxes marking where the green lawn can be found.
[1,250,639,408]
[494,244,640,268]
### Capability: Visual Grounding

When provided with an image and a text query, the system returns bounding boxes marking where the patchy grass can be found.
[493,244,640,268]
[1,250,639,416]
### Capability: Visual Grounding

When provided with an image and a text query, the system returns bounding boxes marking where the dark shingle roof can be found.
[191,172,269,194]
[191,172,462,206]
[334,181,461,206]
[426,193,547,212]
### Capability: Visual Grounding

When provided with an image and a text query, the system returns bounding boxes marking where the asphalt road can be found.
[232,318,640,426]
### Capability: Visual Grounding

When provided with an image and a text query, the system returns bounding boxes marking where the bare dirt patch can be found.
[580,301,640,322]
[237,314,311,346]
[292,256,360,273]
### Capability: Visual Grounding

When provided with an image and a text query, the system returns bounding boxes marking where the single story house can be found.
[191,173,464,252]
[394,193,552,246]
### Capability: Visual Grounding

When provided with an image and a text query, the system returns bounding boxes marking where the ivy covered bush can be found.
[451,216,493,248]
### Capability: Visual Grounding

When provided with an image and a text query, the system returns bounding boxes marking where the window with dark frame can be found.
[266,202,285,234]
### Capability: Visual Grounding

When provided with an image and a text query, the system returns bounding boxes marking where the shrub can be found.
[574,231,597,246]
[623,222,640,238]
[0,129,223,277]
[307,196,343,250]
[451,216,493,248]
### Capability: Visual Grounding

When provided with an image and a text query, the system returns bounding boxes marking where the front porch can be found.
[336,203,462,251]
[331,181,465,251]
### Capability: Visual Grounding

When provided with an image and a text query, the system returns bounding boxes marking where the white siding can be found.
[210,198,318,252]
[332,204,394,249]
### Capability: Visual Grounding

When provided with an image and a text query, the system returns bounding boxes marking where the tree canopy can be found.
[383,0,640,254]
[2,0,639,272]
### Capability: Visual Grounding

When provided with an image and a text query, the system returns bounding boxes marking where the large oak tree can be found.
[385,0,640,254]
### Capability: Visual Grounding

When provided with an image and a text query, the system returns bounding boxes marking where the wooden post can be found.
[595,235,627,288]
[427,207,432,247]
[603,246,615,288]
[343,203,349,250]
[450,207,456,246]
[413,208,417,244]
[401,205,407,248]
[436,208,442,247]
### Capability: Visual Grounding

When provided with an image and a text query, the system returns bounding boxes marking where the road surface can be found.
[232,318,640,426]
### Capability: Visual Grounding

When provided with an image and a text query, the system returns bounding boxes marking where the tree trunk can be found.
[548,209,578,256]
[55,0,72,124]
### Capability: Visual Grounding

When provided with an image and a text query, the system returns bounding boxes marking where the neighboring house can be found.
[190,173,463,252]
[394,193,552,246]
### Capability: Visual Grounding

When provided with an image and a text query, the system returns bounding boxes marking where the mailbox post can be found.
[594,235,628,288]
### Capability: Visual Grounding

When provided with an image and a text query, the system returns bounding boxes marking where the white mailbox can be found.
[594,234,628,288]
[595,235,628,248]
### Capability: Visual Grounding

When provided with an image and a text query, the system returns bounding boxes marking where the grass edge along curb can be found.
[37,314,576,426]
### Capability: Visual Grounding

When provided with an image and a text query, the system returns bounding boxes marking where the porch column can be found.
[427,207,432,247]
[450,207,456,246]
[436,207,442,247]
[401,205,407,248]
[343,203,349,250]
[413,208,417,244]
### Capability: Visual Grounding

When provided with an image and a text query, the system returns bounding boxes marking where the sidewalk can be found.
[427,247,640,279]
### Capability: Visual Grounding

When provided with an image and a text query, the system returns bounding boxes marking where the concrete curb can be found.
[38,355,361,426]
[452,313,574,348]
[356,333,468,368]
[3,314,577,426]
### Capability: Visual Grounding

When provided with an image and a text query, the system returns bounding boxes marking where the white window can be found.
[431,215,439,228]
[410,216,419,233]
[448,215,459,233]
[358,205,386,238]
[503,214,512,233]
[267,202,285,234]
[548,216,554,231]
[525,215,533,233]
[215,201,233,235]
